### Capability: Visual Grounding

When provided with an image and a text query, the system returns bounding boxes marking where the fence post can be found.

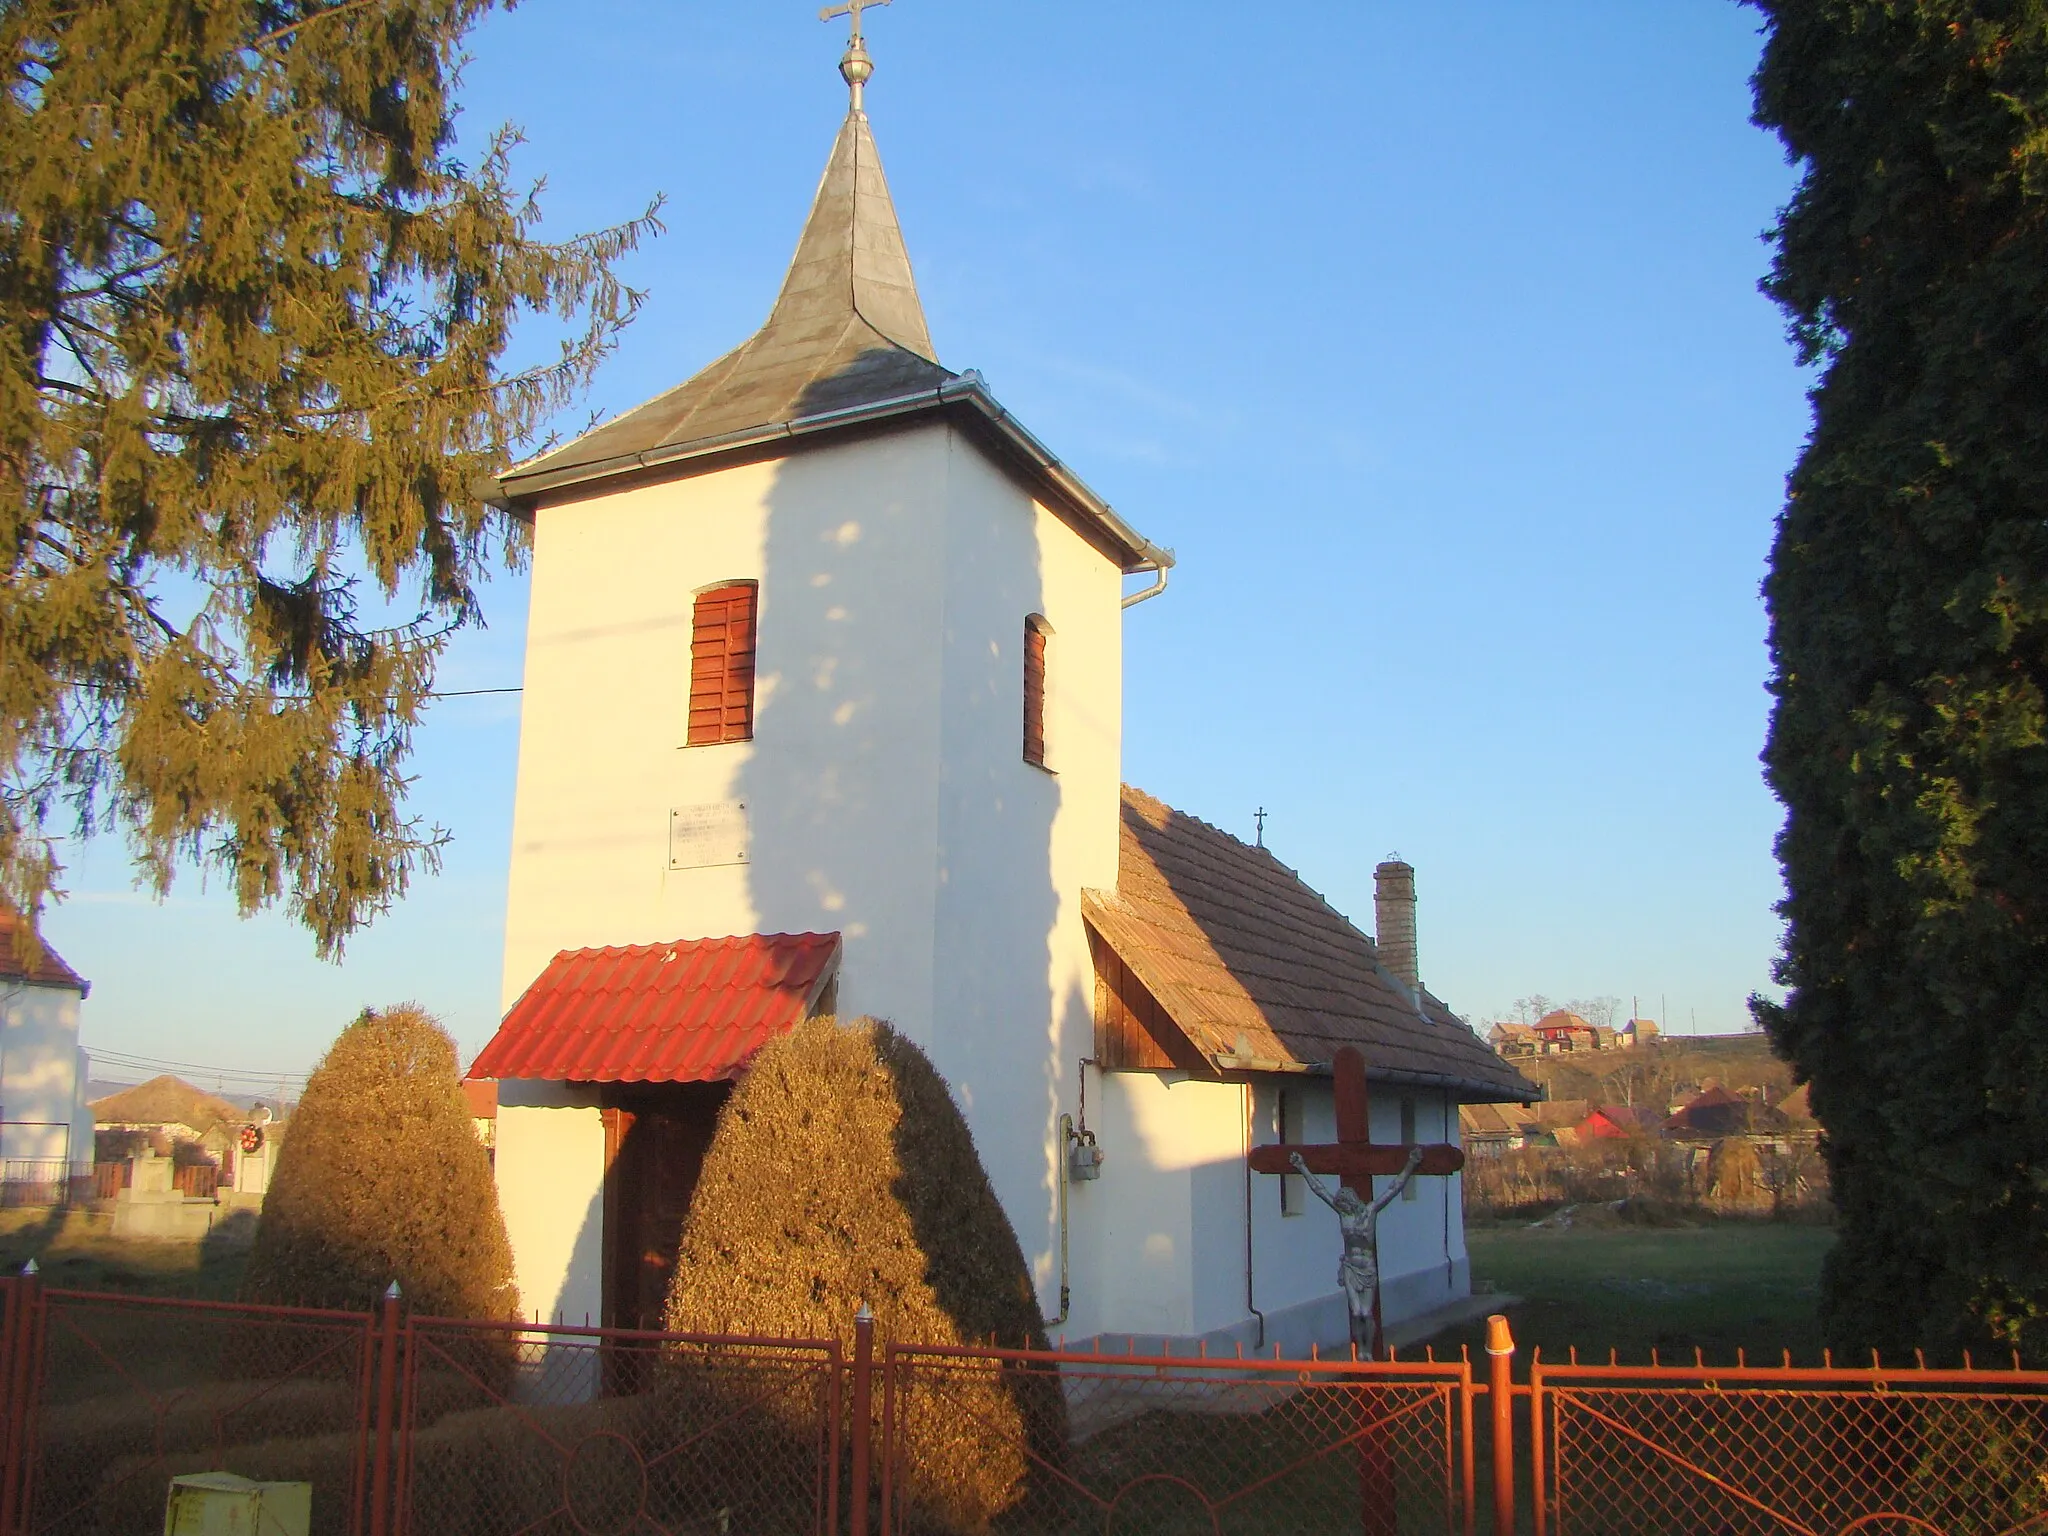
[0,1265,36,1536]
[849,1305,874,1536]
[368,1282,402,1536]
[1527,1349,1546,1536]
[1485,1314,1515,1536]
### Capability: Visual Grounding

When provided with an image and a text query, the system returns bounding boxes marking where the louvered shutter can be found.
[1023,617,1048,766]
[688,582,758,746]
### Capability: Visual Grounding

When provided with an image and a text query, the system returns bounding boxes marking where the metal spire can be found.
[821,0,891,114]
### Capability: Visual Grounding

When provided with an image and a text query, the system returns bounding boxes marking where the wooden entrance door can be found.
[601,1083,730,1334]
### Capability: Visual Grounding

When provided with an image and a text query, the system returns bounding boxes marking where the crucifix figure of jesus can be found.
[1292,1147,1425,1358]
[1247,1046,1465,1358]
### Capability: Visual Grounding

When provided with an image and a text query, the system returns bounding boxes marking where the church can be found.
[469,19,1535,1356]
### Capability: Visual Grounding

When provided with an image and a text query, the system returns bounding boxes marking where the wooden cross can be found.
[1249,1046,1463,1531]
[820,0,891,44]
[1247,1046,1465,1189]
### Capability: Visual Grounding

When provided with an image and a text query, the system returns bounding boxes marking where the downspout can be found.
[1047,1112,1072,1330]
[1046,1060,1099,1331]
[1121,558,1170,610]
[1442,1096,1456,1292]
[1242,1081,1266,1349]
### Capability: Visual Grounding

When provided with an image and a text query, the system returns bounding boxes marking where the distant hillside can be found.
[1510,1033,1799,1115]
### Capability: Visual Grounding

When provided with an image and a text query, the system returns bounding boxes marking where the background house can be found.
[0,912,93,1203]
[1580,1104,1658,1140]
[90,1075,275,1199]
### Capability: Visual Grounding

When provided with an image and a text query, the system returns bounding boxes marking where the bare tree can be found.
[1569,996,1624,1030]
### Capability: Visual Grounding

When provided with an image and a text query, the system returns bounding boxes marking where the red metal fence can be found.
[395,1316,843,1536]
[881,1338,1471,1534]
[1532,1352,2048,1536]
[12,1288,377,1536]
[0,1270,2045,1535]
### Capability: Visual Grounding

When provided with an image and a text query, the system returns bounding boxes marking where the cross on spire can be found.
[821,0,892,112]
[821,0,890,44]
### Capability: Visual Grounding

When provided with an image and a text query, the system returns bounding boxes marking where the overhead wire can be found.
[88,1047,310,1093]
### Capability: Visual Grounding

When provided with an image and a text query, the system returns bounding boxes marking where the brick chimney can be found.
[1374,859,1419,994]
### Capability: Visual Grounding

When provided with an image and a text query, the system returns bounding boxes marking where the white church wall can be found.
[499,425,953,1034]
[0,982,85,1167]
[1376,1088,1470,1321]
[495,417,1142,1342]
[495,1081,606,1326]
[70,1047,92,1176]
[926,433,1123,1323]
[1066,1071,1244,1342]
[1245,1077,1341,1321]
[1216,1078,1473,1356]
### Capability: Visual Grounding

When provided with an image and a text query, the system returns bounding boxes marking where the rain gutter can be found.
[1209,1054,1540,1104]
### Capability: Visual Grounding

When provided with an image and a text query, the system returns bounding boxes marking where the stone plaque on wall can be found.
[669,802,749,869]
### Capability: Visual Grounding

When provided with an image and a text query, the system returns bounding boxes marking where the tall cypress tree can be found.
[0,1,658,954]
[1753,0,2048,1360]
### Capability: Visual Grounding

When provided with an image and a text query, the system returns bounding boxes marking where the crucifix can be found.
[1254,807,1268,847]
[1247,1045,1465,1360]
[820,0,891,112]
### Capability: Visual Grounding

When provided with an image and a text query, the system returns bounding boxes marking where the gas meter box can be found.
[1068,1132,1105,1181]
[164,1472,312,1536]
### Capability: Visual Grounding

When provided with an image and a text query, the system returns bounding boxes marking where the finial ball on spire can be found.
[821,0,890,111]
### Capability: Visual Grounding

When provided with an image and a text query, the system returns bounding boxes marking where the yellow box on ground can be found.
[163,1472,312,1536]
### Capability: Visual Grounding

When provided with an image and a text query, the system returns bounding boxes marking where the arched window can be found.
[687,581,758,746]
[1023,614,1052,768]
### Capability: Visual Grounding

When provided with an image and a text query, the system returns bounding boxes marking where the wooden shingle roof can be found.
[1083,787,1537,1103]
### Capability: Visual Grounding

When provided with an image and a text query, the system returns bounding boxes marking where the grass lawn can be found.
[1428,1217,1835,1367]
[0,1207,251,1298]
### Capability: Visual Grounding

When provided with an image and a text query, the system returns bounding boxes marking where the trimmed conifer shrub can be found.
[243,1005,517,1319]
[665,1016,1063,1532]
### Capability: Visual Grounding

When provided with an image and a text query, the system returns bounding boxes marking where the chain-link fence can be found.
[881,1340,1473,1535]
[1535,1360,2048,1536]
[21,1287,376,1536]
[11,1274,2048,1536]
[396,1317,843,1536]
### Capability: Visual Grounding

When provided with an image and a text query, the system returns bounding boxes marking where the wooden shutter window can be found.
[687,582,758,746]
[1023,616,1049,767]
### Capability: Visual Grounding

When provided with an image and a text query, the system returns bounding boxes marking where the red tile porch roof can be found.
[470,933,841,1084]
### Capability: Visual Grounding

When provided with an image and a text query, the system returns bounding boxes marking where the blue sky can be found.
[51,1,1810,1088]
